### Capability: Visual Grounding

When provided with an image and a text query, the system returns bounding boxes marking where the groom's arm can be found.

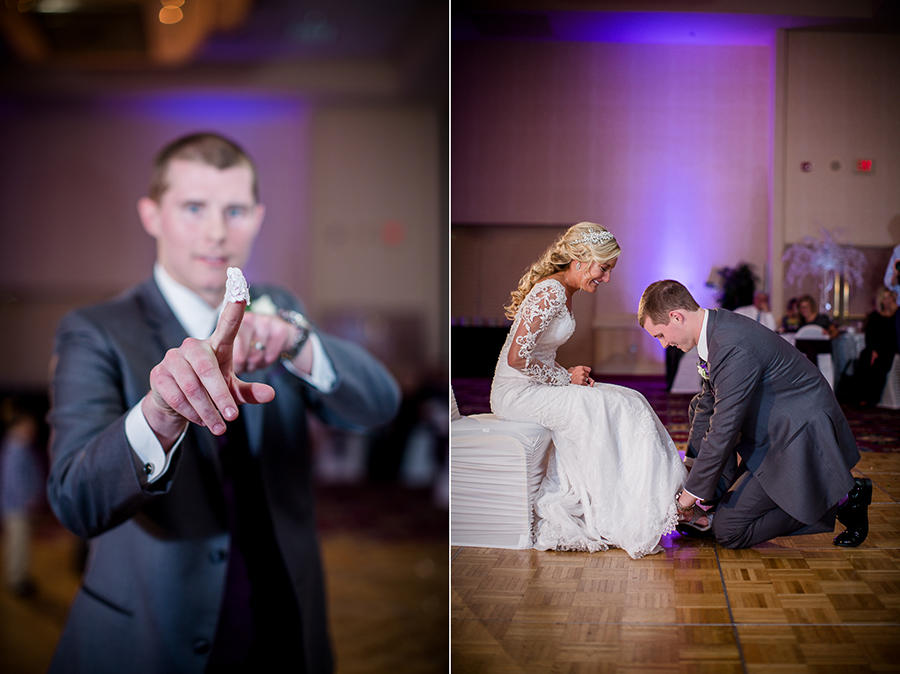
[686,382,713,466]
[683,342,763,501]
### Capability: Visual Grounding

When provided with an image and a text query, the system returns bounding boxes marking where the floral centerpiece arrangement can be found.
[782,227,866,311]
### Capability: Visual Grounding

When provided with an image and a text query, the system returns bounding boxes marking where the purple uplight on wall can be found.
[456,11,848,47]
[550,12,844,47]
[98,93,308,124]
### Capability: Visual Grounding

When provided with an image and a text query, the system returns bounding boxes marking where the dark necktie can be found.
[206,416,303,672]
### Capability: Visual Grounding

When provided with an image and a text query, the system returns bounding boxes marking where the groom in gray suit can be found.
[639,280,869,549]
[47,133,400,673]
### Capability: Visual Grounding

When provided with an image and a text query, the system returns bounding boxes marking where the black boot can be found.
[833,478,872,547]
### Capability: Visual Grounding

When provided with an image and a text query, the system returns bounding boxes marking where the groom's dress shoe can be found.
[833,478,872,548]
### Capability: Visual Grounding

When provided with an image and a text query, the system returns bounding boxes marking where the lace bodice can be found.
[497,278,576,386]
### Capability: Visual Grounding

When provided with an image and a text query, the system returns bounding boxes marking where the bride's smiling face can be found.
[576,257,618,293]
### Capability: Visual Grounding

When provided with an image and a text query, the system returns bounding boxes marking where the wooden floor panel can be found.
[452,452,900,673]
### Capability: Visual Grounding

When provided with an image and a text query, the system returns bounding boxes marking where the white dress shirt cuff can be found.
[282,333,336,392]
[125,403,185,484]
[683,488,702,502]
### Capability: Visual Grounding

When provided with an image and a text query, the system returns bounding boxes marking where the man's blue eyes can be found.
[183,205,245,218]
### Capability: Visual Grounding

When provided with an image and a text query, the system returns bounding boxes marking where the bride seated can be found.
[490,222,705,558]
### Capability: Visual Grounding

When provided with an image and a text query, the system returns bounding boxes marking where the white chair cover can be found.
[450,414,553,549]
[878,354,900,410]
[794,325,833,388]
[795,324,829,339]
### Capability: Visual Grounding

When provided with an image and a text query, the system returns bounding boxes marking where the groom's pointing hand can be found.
[143,299,276,450]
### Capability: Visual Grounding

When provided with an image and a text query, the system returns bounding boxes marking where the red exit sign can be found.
[855,159,875,173]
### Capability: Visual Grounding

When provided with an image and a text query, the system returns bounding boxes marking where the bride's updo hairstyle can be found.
[504,222,620,320]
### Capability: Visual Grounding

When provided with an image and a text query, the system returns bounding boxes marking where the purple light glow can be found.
[549,12,845,47]
[455,12,849,47]
[96,94,307,123]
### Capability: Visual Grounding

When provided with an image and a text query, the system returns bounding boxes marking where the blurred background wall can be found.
[0,0,448,396]
[451,0,900,376]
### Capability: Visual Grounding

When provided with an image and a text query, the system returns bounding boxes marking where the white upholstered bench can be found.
[450,413,553,549]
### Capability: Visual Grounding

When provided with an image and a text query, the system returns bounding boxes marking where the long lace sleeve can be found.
[508,281,571,386]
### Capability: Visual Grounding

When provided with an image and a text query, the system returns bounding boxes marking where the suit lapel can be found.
[135,278,189,353]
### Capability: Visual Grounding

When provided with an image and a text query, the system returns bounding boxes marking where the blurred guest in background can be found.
[798,294,838,338]
[46,133,400,673]
[779,297,801,333]
[734,291,777,331]
[0,397,44,598]
[847,287,898,407]
[885,244,900,296]
[885,245,900,352]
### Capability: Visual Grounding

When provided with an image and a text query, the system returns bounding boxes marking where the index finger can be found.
[209,300,246,353]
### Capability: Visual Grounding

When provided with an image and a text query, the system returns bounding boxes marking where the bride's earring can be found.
[576,263,582,270]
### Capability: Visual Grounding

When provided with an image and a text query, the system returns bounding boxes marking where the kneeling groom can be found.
[638,280,870,549]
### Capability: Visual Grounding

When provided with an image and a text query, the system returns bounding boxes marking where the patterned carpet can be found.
[451,376,900,453]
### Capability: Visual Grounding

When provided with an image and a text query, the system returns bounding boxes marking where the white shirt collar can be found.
[697,309,710,361]
[153,264,223,340]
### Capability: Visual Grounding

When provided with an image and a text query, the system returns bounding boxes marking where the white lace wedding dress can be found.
[490,278,686,558]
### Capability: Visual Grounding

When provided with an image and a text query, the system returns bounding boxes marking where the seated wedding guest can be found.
[46,133,400,674]
[733,291,776,331]
[779,297,801,333]
[849,287,898,407]
[639,280,869,549]
[798,294,838,337]
[491,222,691,559]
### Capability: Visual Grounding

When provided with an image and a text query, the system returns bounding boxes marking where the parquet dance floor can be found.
[451,378,900,673]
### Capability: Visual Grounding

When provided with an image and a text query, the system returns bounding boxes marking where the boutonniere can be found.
[697,361,710,381]
[249,293,278,316]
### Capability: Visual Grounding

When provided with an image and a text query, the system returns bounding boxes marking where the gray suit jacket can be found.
[685,309,858,527]
[47,278,400,674]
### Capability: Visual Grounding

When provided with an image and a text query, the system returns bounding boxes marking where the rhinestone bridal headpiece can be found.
[572,229,615,246]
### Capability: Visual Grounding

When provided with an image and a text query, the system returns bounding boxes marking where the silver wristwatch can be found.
[277,309,312,360]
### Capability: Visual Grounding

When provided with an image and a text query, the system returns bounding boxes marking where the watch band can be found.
[277,309,312,360]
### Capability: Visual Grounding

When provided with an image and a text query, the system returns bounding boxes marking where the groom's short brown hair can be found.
[148,132,258,203]
[638,280,700,327]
